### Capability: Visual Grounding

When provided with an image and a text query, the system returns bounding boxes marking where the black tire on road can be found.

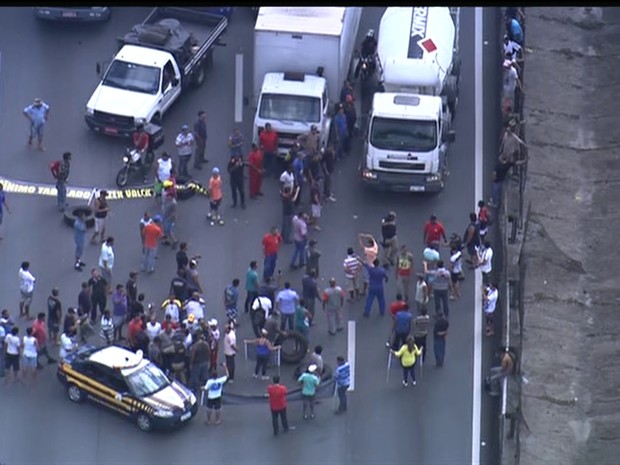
[279,331,309,365]
[444,75,458,106]
[116,166,130,188]
[64,205,95,229]
[136,413,153,432]
[176,175,197,201]
[192,64,206,88]
[67,384,85,403]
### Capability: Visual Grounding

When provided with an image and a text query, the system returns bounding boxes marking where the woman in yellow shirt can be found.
[391,336,423,387]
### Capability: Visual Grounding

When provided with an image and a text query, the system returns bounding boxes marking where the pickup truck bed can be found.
[119,7,227,76]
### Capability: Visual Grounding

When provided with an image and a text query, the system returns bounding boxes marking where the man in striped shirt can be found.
[343,248,362,301]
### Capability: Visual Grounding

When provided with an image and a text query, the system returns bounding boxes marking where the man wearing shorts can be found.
[91,190,110,244]
[19,261,36,320]
[342,248,362,301]
[23,97,49,151]
[4,327,21,384]
[208,167,223,225]
[202,364,229,425]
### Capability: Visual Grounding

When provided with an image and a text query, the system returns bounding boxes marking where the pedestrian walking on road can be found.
[193,110,208,169]
[154,152,174,205]
[433,313,450,367]
[423,214,448,248]
[280,185,298,244]
[228,128,245,158]
[449,244,463,300]
[244,261,260,315]
[262,227,282,281]
[295,299,311,337]
[395,245,414,302]
[248,143,264,198]
[54,151,71,212]
[424,260,452,318]
[99,237,115,292]
[223,323,237,383]
[228,154,246,209]
[0,182,11,241]
[18,261,36,320]
[88,269,107,324]
[321,145,337,202]
[358,233,379,296]
[390,304,412,351]
[477,239,494,287]
[32,313,57,367]
[22,327,39,384]
[301,269,320,324]
[322,278,345,335]
[477,200,491,240]
[73,210,87,271]
[268,375,289,435]
[175,124,194,177]
[290,212,308,269]
[362,259,388,318]
[463,212,481,267]
[305,239,321,277]
[414,274,430,315]
[4,327,21,384]
[207,167,224,225]
[90,190,110,244]
[298,364,320,420]
[161,182,179,248]
[202,363,229,426]
[483,282,499,336]
[381,212,398,268]
[23,97,49,151]
[112,284,128,341]
[141,216,163,273]
[259,122,278,178]
[412,307,431,364]
[245,329,279,380]
[334,356,351,414]
[224,279,241,326]
[343,248,362,301]
[46,288,62,345]
[391,336,422,387]
[276,282,299,331]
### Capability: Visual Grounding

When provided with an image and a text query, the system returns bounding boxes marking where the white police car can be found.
[57,345,197,432]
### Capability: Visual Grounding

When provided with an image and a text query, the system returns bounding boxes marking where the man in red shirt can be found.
[262,226,282,282]
[133,124,149,155]
[127,314,144,349]
[258,123,279,178]
[32,312,57,367]
[267,375,289,436]
[389,293,408,319]
[142,215,164,273]
[423,214,447,248]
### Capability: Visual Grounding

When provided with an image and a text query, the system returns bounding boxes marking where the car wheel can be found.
[279,331,309,364]
[176,175,196,201]
[67,384,85,403]
[136,413,153,432]
[64,205,95,229]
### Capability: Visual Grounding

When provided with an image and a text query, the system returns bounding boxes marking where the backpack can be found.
[50,160,61,179]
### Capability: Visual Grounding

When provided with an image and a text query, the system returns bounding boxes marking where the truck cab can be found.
[85,45,182,137]
[253,72,330,155]
[362,94,453,192]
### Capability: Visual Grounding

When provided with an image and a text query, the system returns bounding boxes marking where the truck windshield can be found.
[102,60,160,95]
[259,94,321,124]
[369,117,437,152]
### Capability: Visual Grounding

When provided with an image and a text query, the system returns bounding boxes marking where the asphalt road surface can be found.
[0,7,501,465]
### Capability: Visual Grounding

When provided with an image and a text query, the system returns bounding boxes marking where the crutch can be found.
[386,350,392,384]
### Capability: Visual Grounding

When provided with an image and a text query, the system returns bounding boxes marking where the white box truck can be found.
[253,7,362,154]
[360,7,460,192]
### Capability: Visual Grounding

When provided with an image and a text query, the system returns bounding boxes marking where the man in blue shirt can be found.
[390,306,412,350]
[334,356,350,414]
[23,98,50,151]
[363,259,388,317]
[276,282,299,331]
[334,104,349,160]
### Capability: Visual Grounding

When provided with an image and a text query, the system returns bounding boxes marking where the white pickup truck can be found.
[85,7,227,138]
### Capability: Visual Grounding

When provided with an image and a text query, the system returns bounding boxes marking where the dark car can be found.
[34,7,111,22]
[57,345,198,432]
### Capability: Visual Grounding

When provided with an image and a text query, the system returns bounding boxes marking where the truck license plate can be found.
[62,11,77,17]
[180,412,192,421]
[104,127,118,135]
[409,185,425,192]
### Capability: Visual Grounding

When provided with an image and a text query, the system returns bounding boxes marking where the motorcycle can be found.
[115,147,155,188]
[358,54,377,82]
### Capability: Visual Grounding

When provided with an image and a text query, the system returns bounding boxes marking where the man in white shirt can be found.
[145,314,162,341]
[99,237,115,294]
[18,261,36,320]
[162,295,181,323]
[483,282,499,336]
[175,124,194,177]
[184,292,205,321]
[279,165,295,191]
[251,295,272,337]
[59,328,79,362]
[4,326,21,384]
[202,363,229,425]
[223,323,237,383]
[477,240,494,286]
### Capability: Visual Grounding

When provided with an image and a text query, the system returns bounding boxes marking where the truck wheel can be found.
[206,52,214,70]
[444,75,458,106]
[192,65,206,88]
[64,206,95,229]
[451,54,461,77]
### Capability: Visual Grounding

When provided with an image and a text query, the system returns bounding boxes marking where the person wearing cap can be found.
[90,190,110,245]
[207,319,221,371]
[208,167,224,225]
[423,214,447,248]
[141,216,163,273]
[175,124,194,177]
[298,364,321,420]
[23,97,50,151]
[154,152,174,205]
[297,125,320,158]
[245,329,279,380]
[227,128,244,158]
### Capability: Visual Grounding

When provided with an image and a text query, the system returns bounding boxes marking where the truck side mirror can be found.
[171,77,179,87]
[445,130,456,143]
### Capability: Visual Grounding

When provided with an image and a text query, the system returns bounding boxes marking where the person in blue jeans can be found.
[334,356,351,413]
[290,213,308,269]
[363,259,388,317]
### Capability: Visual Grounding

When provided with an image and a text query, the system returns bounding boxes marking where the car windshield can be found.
[102,60,160,95]
[369,117,437,152]
[125,362,170,397]
[259,94,321,124]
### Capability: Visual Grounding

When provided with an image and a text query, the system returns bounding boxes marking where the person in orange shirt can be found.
[248,143,264,199]
[208,167,224,226]
[142,215,164,273]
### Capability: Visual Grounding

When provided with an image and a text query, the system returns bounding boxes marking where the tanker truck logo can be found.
[408,7,432,59]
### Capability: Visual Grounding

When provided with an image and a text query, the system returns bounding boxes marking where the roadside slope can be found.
[521,7,620,464]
